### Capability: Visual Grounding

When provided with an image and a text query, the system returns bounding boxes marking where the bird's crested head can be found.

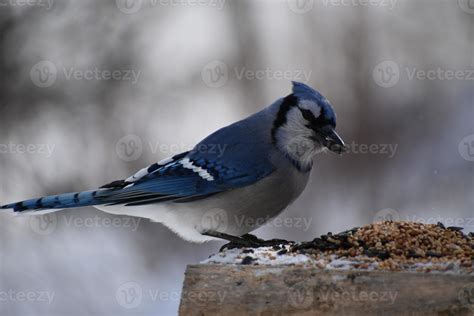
[272,81,346,171]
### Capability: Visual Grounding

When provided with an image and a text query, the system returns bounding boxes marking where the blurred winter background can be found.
[0,0,472,314]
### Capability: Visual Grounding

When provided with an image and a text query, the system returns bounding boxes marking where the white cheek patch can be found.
[180,158,215,181]
[285,107,308,128]
[273,105,329,170]
[298,99,321,118]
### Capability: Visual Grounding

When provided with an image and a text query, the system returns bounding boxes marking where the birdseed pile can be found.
[204,221,474,273]
[292,221,473,271]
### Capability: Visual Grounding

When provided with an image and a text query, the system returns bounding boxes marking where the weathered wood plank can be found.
[179,264,474,316]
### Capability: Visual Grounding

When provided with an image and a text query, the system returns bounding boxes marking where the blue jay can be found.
[1,82,346,245]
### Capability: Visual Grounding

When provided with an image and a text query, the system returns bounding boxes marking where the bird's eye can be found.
[300,109,314,122]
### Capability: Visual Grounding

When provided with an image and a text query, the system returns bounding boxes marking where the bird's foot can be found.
[222,234,290,251]
[240,234,290,248]
[202,230,260,249]
[202,230,291,251]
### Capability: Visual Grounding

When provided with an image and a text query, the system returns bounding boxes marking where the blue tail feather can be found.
[1,189,112,212]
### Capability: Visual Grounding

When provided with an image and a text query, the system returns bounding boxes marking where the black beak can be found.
[322,129,347,154]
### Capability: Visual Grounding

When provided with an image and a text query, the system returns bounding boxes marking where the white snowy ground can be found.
[202,244,473,275]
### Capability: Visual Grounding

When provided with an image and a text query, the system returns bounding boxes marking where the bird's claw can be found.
[220,234,290,251]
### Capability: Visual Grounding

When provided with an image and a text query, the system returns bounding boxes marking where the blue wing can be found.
[98,110,276,206]
[100,147,274,206]
[99,115,276,206]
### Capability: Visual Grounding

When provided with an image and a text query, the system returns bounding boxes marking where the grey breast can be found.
[194,150,311,236]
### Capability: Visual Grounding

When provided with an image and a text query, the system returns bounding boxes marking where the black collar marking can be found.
[271,94,298,143]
